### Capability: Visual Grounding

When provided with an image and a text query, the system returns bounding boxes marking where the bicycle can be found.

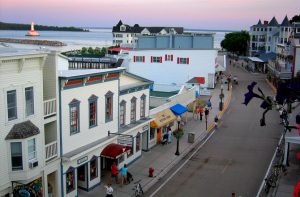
[264,173,277,194]
[132,180,143,197]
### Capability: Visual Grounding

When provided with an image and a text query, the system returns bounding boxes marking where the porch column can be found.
[43,173,48,197]
[283,142,289,165]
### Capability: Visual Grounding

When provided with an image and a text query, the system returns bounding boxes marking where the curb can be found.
[143,87,233,193]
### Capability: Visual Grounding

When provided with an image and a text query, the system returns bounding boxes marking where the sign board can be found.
[77,156,88,165]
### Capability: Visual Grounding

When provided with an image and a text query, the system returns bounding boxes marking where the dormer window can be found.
[120,25,126,31]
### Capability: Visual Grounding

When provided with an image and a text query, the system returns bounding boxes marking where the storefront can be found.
[150,109,177,147]
[13,177,43,197]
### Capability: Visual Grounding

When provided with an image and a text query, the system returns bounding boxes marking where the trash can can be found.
[188,132,195,143]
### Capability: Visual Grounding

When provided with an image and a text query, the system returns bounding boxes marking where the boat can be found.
[26,22,40,36]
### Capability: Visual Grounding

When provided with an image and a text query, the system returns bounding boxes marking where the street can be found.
[146,64,283,196]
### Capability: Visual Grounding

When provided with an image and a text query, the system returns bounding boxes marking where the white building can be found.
[58,68,153,196]
[0,50,63,197]
[112,20,184,47]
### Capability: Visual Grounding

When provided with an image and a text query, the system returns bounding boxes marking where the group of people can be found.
[105,162,130,197]
[194,99,212,121]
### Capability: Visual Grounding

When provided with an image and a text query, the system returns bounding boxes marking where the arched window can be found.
[130,97,137,123]
[120,100,126,126]
[105,91,114,122]
[140,94,146,119]
[88,95,98,128]
[69,99,80,135]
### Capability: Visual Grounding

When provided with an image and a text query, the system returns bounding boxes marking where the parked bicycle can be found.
[264,174,277,194]
[132,180,143,197]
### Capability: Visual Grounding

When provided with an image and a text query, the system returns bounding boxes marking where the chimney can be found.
[264,21,268,25]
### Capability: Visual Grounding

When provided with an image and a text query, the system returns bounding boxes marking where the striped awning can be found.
[150,109,177,128]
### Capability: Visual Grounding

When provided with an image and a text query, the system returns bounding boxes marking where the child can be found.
[105,183,113,197]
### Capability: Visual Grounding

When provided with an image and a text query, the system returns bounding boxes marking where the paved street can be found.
[146,63,284,196]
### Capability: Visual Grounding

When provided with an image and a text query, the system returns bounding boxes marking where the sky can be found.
[0,0,299,30]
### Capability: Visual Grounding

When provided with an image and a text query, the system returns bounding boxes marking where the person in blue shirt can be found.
[207,99,212,109]
[120,164,128,186]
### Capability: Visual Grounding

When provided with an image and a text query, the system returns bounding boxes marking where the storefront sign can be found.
[143,125,149,131]
[77,156,88,165]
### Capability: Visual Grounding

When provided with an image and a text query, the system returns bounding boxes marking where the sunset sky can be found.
[0,0,299,30]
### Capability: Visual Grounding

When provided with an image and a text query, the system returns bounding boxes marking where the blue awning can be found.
[170,104,188,116]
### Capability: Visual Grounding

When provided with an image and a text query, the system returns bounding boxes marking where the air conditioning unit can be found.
[29,160,38,169]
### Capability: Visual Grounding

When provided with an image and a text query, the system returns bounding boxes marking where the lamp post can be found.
[175,116,181,156]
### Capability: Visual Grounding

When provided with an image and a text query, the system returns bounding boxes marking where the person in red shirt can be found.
[111,162,119,184]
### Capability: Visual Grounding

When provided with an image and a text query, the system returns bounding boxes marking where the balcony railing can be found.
[44,98,56,118]
[45,141,58,161]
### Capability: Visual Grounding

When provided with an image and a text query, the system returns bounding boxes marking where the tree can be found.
[221,31,250,56]
[81,47,87,54]
[101,47,107,56]
[88,47,94,54]
[290,14,300,23]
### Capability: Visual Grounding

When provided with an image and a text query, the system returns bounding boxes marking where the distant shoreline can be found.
[0,38,66,46]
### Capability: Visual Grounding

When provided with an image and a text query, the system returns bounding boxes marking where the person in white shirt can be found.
[105,183,113,197]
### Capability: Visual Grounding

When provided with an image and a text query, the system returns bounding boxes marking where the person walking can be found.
[199,106,204,121]
[207,99,212,109]
[105,183,114,197]
[214,115,219,128]
[111,162,119,184]
[120,164,128,186]
[204,108,209,120]
[167,126,172,144]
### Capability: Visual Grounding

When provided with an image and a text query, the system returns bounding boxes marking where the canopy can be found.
[186,77,205,84]
[170,104,188,116]
[100,143,131,159]
[150,109,177,128]
[248,57,264,63]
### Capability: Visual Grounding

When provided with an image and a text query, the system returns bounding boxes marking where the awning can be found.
[100,143,131,159]
[248,57,264,63]
[186,77,205,84]
[215,63,226,72]
[170,104,188,116]
[150,109,177,128]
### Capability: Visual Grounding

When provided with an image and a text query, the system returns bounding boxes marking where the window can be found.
[165,55,173,61]
[268,46,270,52]
[297,28,300,33]
[268,36,271,42]
[69,99,80,135]
[25,87,34,116]
[90,156,98,180]
[140,95,146,119]
[150,128,155,140]
[136,133,141,152]
[130,97,136,123]
[269,28,272,31]
[66,167,75,194]
[118,155,124,163]
[105,91,113,122]
[133,56,145,62]
[177,57,190,64]
[253,28,256,31]
[151,56,162,63]
[285,28,288,32]
[7,90,17,121]
[88,95,98,128]
[120,101,126,126]
[11,142,23,171]
[28,139,36,161]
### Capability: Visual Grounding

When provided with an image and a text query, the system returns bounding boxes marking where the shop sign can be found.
[77,156,88,165]
[143,125,149,131]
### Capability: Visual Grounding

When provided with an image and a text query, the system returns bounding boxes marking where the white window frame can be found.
[7,89,17,121]
[11,142,23,171]
[25,86,34,117]
[28,138,36,161]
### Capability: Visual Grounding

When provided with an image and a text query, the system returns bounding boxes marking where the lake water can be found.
[0,28,228,51]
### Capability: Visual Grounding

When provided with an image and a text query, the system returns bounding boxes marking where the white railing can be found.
[45,141,58,161]
[44,98,56,118]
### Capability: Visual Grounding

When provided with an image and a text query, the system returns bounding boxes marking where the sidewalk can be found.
[79,84,232,197]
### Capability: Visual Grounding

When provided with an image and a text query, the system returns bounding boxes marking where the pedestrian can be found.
[204,108,209,120]
[111,162,119,184]
[167,126,172,144]
[120,164,128,186]
[214,115,219,128]
[199,106,204,121]
[207,99,212,109]
[105,183,114,197]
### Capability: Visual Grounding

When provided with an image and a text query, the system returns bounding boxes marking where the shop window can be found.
[150,128,155,140]
[136,133,141,152]
[90,156,98,180]
[11,142,23,171]
[127,146,133,158]
[66,167,75,194]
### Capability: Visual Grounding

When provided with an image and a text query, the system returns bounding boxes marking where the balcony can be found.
[44,98,56,120]
[45,141,58,162]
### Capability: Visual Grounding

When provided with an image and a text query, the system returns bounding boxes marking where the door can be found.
[77,164,88,190]
[157,128,162,144]
[142,129,148,151]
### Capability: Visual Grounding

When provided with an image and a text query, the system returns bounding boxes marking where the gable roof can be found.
[123,71,154,84]
[5,120,40,140]
[257,19,263,26]
[269,17,279,26]
[281,15,291,26]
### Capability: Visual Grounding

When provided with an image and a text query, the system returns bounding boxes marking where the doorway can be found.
[77,163,88,191]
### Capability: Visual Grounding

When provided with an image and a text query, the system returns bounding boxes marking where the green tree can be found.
[94,47,101,55]
[221,31,250,56]
[290,14,300,23]
[100,47,107,56]
[81,47,87,54]
[88,47,94,54]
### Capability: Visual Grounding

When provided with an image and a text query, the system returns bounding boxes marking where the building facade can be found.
[112,20,184,47]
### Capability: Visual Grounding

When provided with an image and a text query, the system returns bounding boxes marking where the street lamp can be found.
[175,116,181,156]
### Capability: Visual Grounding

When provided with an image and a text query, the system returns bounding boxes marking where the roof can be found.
[5,121,40,140]
[170,104,188,116]
[281,16,291,26]
[58,67,125,78]
[123,71,153,84]
[100,143,131,159]
[112,21,183,34]
[269,17,279,26]
[150,90,179,98]
[257,19,263,26]
[258,52,277,62]
[0,48,48,59]
[186,77,205,84]
[248,57,264,62]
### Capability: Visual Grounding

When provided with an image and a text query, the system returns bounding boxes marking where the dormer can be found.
[120,25,126,31]
[141,28,150,35]
[159,28,168,35]
[169,28,177,34]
